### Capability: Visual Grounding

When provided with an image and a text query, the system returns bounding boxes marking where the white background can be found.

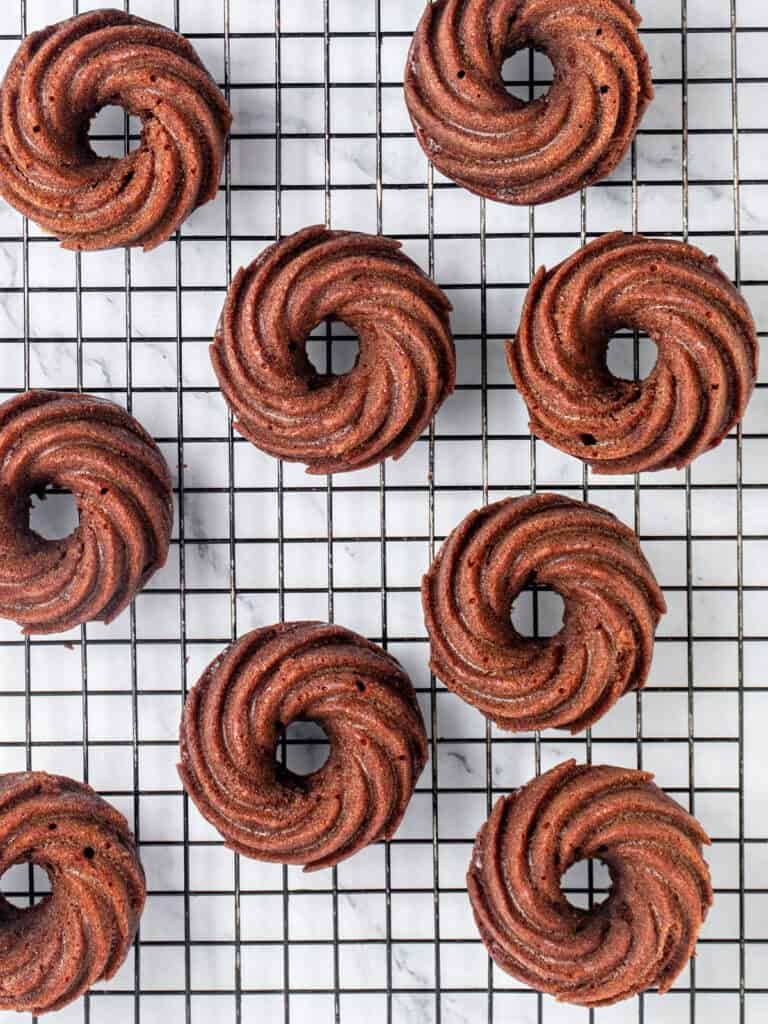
[0,0,765,1021]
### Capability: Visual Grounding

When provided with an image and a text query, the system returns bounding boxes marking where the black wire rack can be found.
[0,0,765,1021]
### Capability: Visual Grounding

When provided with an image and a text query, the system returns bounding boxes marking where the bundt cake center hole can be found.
[501,49,554,103]
[605,332,658,383]
[511,587,565,639]
[29,486,79,542]
[2,863,52,909]
[281,720,331,777]
[88,104,141,158]
[560,854,613,913]
[305,323,361,379]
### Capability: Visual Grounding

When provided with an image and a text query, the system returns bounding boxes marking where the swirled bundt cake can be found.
[422,493,665,733]
[468,760,713,1006]
[508,233,759,473]
[0,390,173,634]
[178,622,428,871]
[211,225,456,475]
[0,9,231,250]
[404,0,653,205]
[0,772,145,1015]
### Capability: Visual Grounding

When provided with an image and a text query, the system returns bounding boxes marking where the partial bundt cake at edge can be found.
[0,9,231,250]
[404,0,653,205]
[0,390,173,634]
[0,772,145,1015]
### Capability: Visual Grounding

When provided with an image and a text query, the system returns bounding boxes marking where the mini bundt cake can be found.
[0,390,173,634]
[422,493,666,733]
[211,225,456,475]
[0,771,145,1015]
[178,622,428,871]
[468,760,713,1006]
[0,9,231,250]
[404,0,653,205]
[508,233,759,473]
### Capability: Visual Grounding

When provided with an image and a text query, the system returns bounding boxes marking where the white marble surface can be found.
[0,0,766,1021]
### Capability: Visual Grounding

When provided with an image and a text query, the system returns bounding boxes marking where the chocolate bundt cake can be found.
[508,233,759,473]
[404,0,653,205]
[468,760,712,1006]
[0,390,173,635]
[0,9,231,250]
[0,772,145,1015]
[422,493,665,733]
[178,622,428,871]
[211,225,456,475]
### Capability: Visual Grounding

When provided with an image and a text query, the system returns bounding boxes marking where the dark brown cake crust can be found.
[422,493,666,733]
[0,390,173,635]
[0,9,231,251]
[0,772,145,1015]
[404,0,653,206]
[468,760,712,1007]
[211,225,456,475]
[508,233,759,473]
[178,622,428,871]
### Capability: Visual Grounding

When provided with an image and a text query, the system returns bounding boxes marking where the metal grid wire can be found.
[0,0,765,1021]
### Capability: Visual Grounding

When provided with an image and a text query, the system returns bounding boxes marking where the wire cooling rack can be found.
[0,0,766,1021]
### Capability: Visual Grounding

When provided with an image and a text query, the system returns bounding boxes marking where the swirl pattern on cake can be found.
[0,10,231,251]
[0,390,173,635]
[178,622,428,871]
[508,233,759,473]
[404,0,653,205]
[422,493,665,733]
[0,772,145,1015]
[211,225,456,475]
[468,760,713,1006]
